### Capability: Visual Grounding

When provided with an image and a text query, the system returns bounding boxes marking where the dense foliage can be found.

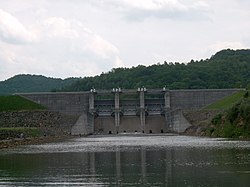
[0,95,45,111]
[0,74,79,95]
[61,49,250,91]
[206,91,250,138]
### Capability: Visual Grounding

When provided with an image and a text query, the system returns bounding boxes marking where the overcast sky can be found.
[0,0,249,81]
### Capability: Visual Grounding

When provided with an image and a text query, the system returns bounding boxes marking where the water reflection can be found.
[0,135,250,186]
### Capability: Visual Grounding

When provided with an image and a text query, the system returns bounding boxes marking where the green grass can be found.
[205,91,245,110]
[0,127,42,140]
[0,95,45,112]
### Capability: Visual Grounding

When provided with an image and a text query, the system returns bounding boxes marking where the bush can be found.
[226,103,240,123]
[211,114,222,125]
[209,94,250,139]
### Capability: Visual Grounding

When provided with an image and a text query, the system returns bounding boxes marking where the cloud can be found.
[89,35,119,59]
[0,9,37,44]
[0,15,123,80]
[43,17,79,39]
[0,0,249,82]
[89,0,211,21]
[41,17,121,62]
[0,47,16,64]
[122,0,188,11]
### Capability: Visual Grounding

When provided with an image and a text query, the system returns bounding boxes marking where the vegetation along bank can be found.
[184,90,250,139]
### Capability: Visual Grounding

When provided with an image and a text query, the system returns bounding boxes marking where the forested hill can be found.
[0,75,78,95]
[61,49,250,92]
[1,49,250,95]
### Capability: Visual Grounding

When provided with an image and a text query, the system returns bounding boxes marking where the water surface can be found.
[0,135,250,186]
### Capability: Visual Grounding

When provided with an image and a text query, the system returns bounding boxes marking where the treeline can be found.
[61,49,250,92]
[0,74,79,95]
[1,49,250,95]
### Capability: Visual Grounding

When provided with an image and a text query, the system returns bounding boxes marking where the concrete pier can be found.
[89,90,95,114]
[139,88,146,133]
[114,89,121,133]
[88,90,96,133]
[164,90,171,131]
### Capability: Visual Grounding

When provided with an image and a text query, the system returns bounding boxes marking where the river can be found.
[0,134,250,186]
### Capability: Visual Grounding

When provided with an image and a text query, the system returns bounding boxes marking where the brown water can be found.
[0,134,250,186]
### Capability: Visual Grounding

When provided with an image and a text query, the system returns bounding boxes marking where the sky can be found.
[0,0,250,81]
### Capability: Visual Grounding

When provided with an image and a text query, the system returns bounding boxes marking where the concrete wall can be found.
[19,89,241,115]
[94,115,167,134]
[71,112,94,135]
[171,109,192,133]
[120,116,141,133]
[94,117,115,134]
[94,116,141,134]
[19,92,89,115]
[170,89,241,110]
[145,116,167,133]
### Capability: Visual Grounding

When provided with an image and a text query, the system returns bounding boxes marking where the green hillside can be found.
[0,74,79,95]
[61,49,250,92]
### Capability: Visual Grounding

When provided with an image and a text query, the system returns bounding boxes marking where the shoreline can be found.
[0,110,79,149]
[1,133,249,150]
[0,135,72,149]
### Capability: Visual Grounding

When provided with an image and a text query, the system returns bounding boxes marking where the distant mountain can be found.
[60,49,250,91]
[0,74,79,95]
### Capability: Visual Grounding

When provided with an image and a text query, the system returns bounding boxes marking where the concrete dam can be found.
[19,88,241,135]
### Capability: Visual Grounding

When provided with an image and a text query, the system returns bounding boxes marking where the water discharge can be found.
[0,134,250,186]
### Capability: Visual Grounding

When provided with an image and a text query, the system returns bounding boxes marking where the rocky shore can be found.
[0,110,79,149]
[0,135,73,149]
[182,109,222,136]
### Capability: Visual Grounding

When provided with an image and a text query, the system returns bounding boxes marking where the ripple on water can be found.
[1,134,250,154]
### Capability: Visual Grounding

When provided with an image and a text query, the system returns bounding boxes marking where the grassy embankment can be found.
[205,90,250,139]
[0,95,45,112]
[205,91,245,110]
[0,95,45,140]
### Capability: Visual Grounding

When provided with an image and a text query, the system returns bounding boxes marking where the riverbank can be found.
[0,110,79,149]
[0,110,78,135]
[0,135,73,149]
[183,90,250,139]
